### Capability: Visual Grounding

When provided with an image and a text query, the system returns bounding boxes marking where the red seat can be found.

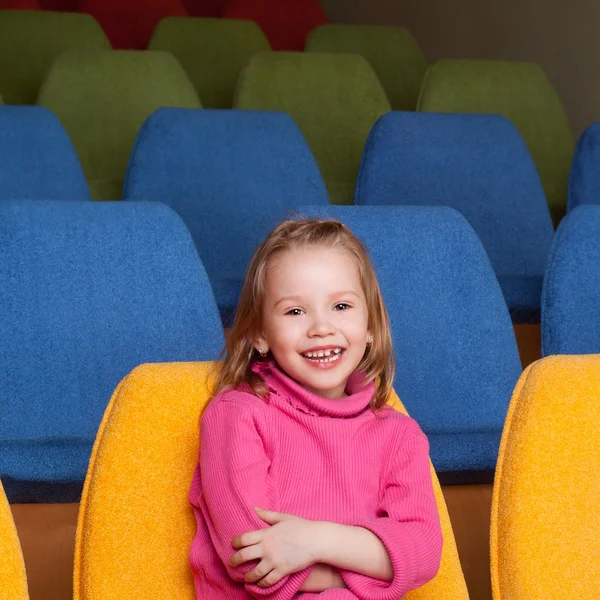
[0,0,40,8]
[39,0,80,10]
[223,0,327,50]
[181,0,226,17]
[79,0,187,49]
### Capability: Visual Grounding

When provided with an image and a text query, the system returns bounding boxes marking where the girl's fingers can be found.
[254,507,289,525]
[230,543,263,567]
[232,529,264,549]
[244,559,273,583]
[257,568,284,588]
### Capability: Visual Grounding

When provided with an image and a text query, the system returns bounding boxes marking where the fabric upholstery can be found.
[306,25,427,111]
[541,205,600,355]
[73,361,468,600]
[39,0,80,10]
[223,0,327,50]
[235,52,390,205]
[123,108,329,325]
[79,0,187,49]
[567,121,600,211]
[301,206,522,474]
[0,481,29,599]
[0,201,224,503]
[149,17,270,108]
[182,0,226,16]
[490,354,600,600]
[0,106,90,200]
[418,59,575,222]
[357,112,554,324]
[38,50,201,201]
[0,11,110,105]
[0,0,39,7]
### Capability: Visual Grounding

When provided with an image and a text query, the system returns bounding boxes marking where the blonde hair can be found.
[212,217,395,409]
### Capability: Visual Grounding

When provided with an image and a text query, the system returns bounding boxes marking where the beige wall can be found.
[321,0,599,136]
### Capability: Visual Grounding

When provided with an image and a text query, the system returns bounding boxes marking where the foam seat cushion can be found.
[0,11,110,105]
[357,112,554,324]
[301,206,522,474]
[542,205,600,355]
[149,17,270,108]
[0,481,28,599]
[491,355,600,599]
[235,52,390,205]
[73,361,468,600]
[418,59,575,221]
[38,50,201,200]
[0,106,90,200]
[124,108,329,325]
[306,24,427,110]
[0,201,224,502]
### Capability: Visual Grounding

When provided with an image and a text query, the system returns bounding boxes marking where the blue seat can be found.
[0,106,90,200]
[542,205,600,356]
[568,122,600,212]
[356,112,554,324]
[0,200,224,503]
[301,206,522,479]
[123,108,329,326]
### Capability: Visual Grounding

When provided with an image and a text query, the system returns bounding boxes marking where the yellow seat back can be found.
[74,362,468,599]
[491,355,600,599]
[0,480,29,600]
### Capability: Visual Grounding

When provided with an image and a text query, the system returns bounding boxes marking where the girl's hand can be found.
[230,507,324,588]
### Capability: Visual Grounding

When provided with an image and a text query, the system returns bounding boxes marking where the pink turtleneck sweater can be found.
[189,360,442,600]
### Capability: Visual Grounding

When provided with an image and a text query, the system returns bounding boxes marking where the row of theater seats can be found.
[3,199,600,506]
[2,205,599,599]
[4,104,600,328]
[0,11,573,218]
[0,0,328,49]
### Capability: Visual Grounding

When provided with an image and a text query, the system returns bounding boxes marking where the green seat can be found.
[235,52,390,205]
[306,24,427,111]
[418,59,574,222]
[38,50,201,200]
[149,17,270,108]
[0,11,110,105]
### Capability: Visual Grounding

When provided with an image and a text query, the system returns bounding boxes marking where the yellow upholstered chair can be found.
[74,362,468,599]
[0,480,29,600]
[491,355,600,599]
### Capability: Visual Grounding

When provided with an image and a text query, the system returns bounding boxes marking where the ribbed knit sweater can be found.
[189,360,442,599]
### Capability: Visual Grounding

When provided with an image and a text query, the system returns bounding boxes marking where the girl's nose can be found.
[307,315,335,337]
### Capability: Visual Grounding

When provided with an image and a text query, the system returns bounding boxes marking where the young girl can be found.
[189,218,442,599]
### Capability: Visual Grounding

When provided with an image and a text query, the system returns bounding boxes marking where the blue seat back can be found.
[357,112,554,322]
[123,108,329,325]
[301,205,522,472]
[0,201,224,500]
[542,205,600,355]
[568,122,600,211]
[0,106,90,200]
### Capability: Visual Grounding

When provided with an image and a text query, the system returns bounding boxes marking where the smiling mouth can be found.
[301,348,344,363]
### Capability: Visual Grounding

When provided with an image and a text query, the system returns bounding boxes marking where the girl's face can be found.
[255,246,371,399]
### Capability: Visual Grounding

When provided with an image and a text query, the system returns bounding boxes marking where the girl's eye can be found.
[333,303,351,311]
[285,308,304,316]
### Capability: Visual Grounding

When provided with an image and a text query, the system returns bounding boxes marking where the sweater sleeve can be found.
[196,396,313,599]
[339,419,443,600]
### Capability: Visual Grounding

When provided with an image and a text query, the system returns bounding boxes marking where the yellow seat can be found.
[74,362,468,599]
[0,480,29,599]
[491,355,600,599]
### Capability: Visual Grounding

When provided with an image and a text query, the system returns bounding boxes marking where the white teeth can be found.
[302,348,344,363]
[317,351,324,357]
[324,350,331,356]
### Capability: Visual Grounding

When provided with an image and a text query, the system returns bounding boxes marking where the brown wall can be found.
[321,0,599,137]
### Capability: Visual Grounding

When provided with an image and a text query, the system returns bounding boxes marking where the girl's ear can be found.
[253,334,268,355]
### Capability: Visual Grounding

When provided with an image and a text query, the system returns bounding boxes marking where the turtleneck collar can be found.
[251,359,375,418]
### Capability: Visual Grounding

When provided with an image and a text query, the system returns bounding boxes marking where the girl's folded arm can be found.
[194,397,314,600]
[318,419,443,600]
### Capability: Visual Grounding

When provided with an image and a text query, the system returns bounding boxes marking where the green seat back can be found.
[306,24,427,111]
[235,52,390,205]
[0,11,110,104]
[418,59,574,221]
[38,50,201,200]
[149,17,270,108]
